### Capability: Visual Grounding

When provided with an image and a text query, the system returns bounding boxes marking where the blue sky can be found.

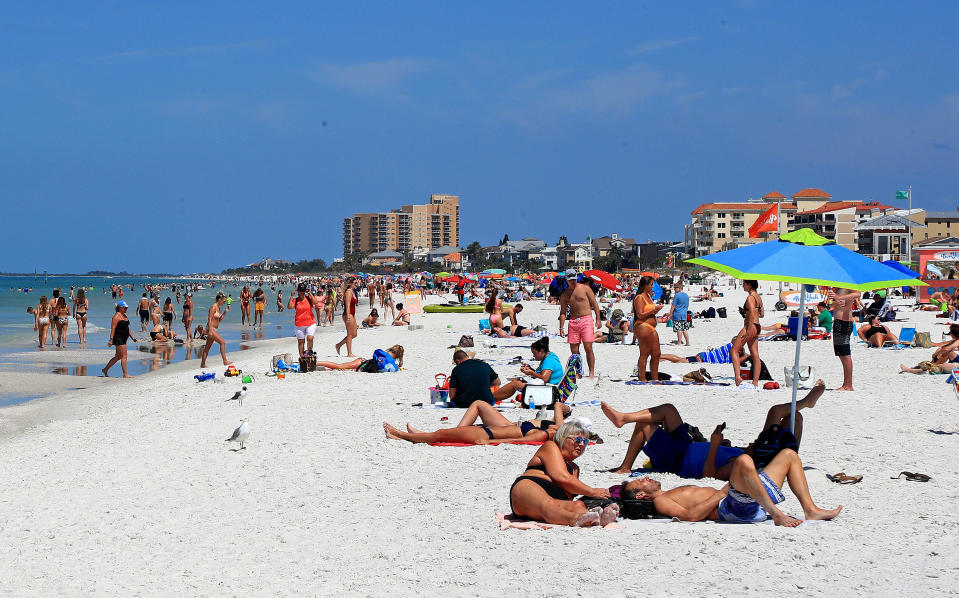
[2,2,957,273]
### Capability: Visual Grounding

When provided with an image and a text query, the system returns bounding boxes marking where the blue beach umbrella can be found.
[651,281,663,301]
[687,228,926,428]
[481,268,506,275]
[881,260,920,279]
[505,276,520,282]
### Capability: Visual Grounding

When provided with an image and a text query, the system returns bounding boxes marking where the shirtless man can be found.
[558,270,602,378]
[828,287,861,391]
[501,303,523,327]
[137,293,152,331]
[623,444,842,526]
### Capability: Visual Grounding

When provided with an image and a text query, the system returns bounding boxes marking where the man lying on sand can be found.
[622,448,842,526]
[601,380,825,476]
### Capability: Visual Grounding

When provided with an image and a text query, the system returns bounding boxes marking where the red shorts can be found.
[567,315,594,344]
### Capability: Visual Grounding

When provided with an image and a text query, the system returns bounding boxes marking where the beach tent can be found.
[687,228,925,429]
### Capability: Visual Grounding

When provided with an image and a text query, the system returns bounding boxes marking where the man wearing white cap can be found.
[558,269,602,378]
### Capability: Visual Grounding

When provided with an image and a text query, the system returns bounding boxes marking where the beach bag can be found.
[666,319,673,328]
[752,424,799,468]
[717,307,727,318]
[434,373,449,390]
[479,318,491,331]
[458,335,474,347]
[913,331,932,348]
[783,365,814,389]
[299,351,317,373]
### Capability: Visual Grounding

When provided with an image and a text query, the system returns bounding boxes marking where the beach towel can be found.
[494,513,625,531]
[625,380,731,387]
[428,440,545,447]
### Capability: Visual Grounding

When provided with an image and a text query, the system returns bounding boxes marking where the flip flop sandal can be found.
[891,471,931,482]
[827,472,863,484]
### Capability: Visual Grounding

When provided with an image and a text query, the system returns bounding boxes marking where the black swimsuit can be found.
[112,318,130,345]
[509,460,579,514]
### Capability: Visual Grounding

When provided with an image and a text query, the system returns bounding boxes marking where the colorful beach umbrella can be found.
[687,228,926,429]
[436,272,452,278]
[881,260,920,279]
[583,269,623,292]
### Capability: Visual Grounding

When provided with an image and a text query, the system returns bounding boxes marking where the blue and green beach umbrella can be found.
[686,228,926,429]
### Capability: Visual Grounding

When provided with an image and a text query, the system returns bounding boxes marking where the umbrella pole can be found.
[790,287,806,431]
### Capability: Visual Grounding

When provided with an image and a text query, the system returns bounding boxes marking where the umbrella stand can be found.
[789,287,807,431]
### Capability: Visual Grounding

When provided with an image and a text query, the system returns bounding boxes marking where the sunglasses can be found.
[572,436,588,446]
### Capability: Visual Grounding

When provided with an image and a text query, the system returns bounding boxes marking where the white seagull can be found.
[226,386,247,406]
[225,419,250,450]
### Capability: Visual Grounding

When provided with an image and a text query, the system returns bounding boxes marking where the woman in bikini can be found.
[508,420,616,527]
[384,399,562,445]
[54,296,70,348]
[316,344,404,372]
[335,278,359,357]
[103,301,137,377]
[380,282,395,321]
[182,293,194,340]
[731,279,764,387]
[162,297,176,335]
[239,285,252,326]
[633,276,663,382]
[275,289,284,313]
[73,288,89,344]
[323,287,336,326]
[485,285,505,329]
[200,292,232,368]
[35,295,50,349]
[857,315,898,347]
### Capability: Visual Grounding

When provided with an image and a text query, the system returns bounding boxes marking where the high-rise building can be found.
[343,194,459,255]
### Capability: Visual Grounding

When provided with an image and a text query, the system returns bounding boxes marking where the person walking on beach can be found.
[335,278,360,357]
[668,282,690,346]
[103,301,137,378]
[253,287,266,328]
[828,287,860,391]
[182,293,194,340]
[73,288,89,344]
[35,295,51,349]
[239,285,252,326]
[162,297,176,333]
[323,287,336,326]
[137,293,152,331]
[275,289,284,312]
[731,280,764,387]
[288,282,318,356]
[632,275,663,382]
[54,296,70,348]
[558,270,602,378]
[200,292,232,369]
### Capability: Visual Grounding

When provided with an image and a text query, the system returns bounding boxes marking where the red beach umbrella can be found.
[583,269,623,291]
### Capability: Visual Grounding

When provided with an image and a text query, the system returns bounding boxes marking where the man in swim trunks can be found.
[137,293,152,331]
[828,287,860,391]
[622,445,841,526]
[558,270,602,378]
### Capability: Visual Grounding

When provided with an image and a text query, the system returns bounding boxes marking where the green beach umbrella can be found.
[686,228,926,429]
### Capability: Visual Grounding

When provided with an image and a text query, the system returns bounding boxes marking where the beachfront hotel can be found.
[342,194,459,255]
[687,188,899,257]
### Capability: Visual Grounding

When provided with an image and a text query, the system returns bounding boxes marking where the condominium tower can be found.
[343,194,460,255]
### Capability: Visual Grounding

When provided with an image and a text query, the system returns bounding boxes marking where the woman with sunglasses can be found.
[383,399,563,445]
[509,420,617,527]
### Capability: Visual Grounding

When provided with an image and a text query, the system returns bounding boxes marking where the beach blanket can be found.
[494,513,625,531]
[625,380,731,387]
[429,440,545,447]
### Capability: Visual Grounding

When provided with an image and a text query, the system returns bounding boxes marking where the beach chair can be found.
[555,354,582,404]
[786,316,808,341]
[883,327,916,349]
[951,369,959,401]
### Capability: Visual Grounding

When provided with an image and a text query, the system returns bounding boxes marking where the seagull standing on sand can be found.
[226,386,247,406]
[225,418,250,450]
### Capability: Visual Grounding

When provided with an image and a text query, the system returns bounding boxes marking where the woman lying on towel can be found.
[315,345,403,372]
[509,420,618,527]
[383,400,562,445]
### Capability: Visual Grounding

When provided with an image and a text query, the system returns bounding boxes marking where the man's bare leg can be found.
[762,379,825,443]
[760,450,843,522]
[837,355,854,391]
[583,341,595,378]
[728,454,802,527]
[659,353,690,364]
[601,402,683,474]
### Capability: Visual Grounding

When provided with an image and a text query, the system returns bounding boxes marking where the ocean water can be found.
[0,275,295,377]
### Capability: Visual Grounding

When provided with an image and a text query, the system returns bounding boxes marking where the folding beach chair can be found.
[883,327,916,349]
[952,369,959,401]
[786,316,808,341]
[555,354,582,404]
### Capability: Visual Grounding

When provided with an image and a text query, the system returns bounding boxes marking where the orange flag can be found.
[749,204,779,238]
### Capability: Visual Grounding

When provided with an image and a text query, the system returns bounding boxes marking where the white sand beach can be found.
[1,285,957,596]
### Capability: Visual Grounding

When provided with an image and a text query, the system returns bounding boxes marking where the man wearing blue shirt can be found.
[668,282,691,346]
